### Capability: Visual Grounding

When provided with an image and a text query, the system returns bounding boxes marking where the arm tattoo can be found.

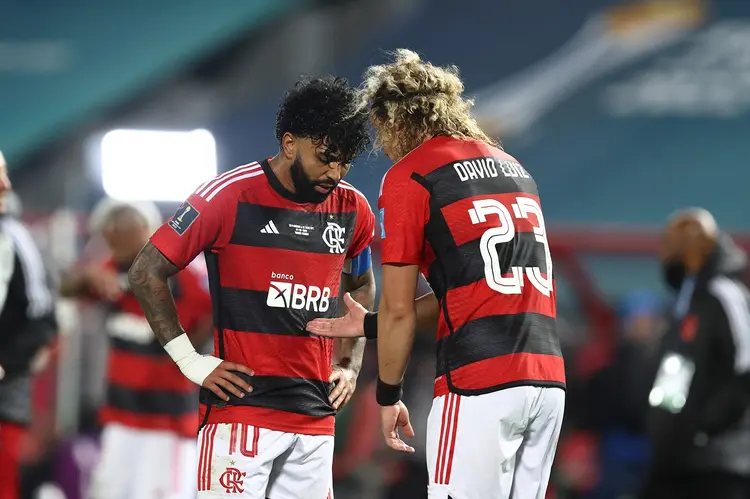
[337,268,376,373]
[127,242,184,346]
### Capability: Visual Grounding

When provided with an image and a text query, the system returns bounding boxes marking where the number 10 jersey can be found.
[378,136,565,397]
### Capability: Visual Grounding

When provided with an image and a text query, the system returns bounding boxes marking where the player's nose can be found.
[326,162,343,183]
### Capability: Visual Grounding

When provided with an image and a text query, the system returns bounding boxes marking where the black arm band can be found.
[364,312,378,340]
[376,377,403,406]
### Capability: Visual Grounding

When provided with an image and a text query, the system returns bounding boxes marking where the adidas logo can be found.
[260,220,280,234]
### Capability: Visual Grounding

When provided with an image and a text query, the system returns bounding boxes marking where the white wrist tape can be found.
[0,364,5,381]
[164,333,222,386]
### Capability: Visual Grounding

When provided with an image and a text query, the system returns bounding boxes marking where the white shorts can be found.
[427,386,564,499]
[89,423,197,499]
[197,423,334,499]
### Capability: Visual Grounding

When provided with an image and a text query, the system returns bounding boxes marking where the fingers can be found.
[403,420,415,438]
[339,391,353,410]
[205,381,230,402]
[306,319,332,335]
[329,381,344,405]
[329,369,341,383]
[330,384,352,411]
[221,372,253,393]
[214,377,245,399]
[384,434,415,453]
[399,404,415,437]
[222,362,254,377]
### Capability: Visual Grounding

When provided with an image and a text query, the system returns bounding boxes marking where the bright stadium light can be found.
[99,129,217,202]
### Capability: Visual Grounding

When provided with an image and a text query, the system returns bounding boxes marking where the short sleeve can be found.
[150,186,235,269]
[378,165,430,265]
[346,188,376,259]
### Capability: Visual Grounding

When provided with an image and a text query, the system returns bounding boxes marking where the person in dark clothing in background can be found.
[588,291,664,499]
[0,152,58,499]
[641,208,750,499]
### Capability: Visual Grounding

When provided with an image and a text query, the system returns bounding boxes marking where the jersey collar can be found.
[261,158,309,204]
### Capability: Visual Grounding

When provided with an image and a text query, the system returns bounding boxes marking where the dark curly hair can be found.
[275,76,371,164]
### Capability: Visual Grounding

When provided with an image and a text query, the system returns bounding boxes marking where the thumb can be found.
[343,292,357,310]
[329,369,341,383]
[403,419,415,438]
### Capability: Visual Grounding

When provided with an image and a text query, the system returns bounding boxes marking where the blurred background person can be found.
[0,151,58,499]
[641,208,750,499]
[59,198,213,499]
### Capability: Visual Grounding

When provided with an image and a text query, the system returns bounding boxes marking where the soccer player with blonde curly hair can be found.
[308,50,565,499]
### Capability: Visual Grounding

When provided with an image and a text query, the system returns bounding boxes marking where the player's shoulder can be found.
[379,136,450,190]
[190,161,266,205]
[335,180,373,213]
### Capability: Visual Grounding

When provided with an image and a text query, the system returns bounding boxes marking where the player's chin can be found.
[314,184,335,195]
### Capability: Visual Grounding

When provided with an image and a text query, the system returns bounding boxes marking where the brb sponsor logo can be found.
[266,272,331,312]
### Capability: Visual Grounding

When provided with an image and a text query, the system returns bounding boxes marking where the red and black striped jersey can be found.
[378,136,565,397]
[150,159,375,436]
[101,258,211,437]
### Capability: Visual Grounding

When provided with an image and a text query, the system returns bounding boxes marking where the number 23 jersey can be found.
[378,136,565,397]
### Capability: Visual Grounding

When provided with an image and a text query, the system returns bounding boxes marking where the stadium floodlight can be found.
[99,128,217,202]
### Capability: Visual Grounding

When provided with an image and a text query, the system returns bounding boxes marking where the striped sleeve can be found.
[4,219,54,318]
[708,276,750,373]
[151,162,260,268]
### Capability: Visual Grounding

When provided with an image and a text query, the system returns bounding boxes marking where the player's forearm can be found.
[339,269,376,373]
[127,242,185,346]
[364,291,438,339]
[377,302,416,385]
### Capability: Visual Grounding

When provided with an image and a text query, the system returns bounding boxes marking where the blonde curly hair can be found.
[359,49,498,161]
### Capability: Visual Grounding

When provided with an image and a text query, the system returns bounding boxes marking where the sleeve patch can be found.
[168,202,200,236]
[379,208,386,239]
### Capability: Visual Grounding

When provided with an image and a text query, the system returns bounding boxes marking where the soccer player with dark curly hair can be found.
[127,76,376,498]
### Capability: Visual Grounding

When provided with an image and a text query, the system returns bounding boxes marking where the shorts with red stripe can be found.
[426,386,565,499]
[196,423,334,499]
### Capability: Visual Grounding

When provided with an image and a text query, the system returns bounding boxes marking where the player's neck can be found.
[267,153,297,193]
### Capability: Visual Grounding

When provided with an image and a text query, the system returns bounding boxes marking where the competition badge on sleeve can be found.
[649,351,695,414]
[169,201,199,235]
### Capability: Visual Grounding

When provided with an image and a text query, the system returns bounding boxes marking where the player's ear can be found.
[281,132,297,161]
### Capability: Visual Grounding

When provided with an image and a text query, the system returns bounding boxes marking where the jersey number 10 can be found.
[467,196,553,297]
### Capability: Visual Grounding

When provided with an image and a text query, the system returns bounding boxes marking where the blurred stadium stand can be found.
[4,0,750,497]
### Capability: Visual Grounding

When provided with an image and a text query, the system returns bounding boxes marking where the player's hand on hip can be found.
[202,361,254,402]
[329,365,358,410]
[306,292,366,338]
[380,401,415,453]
